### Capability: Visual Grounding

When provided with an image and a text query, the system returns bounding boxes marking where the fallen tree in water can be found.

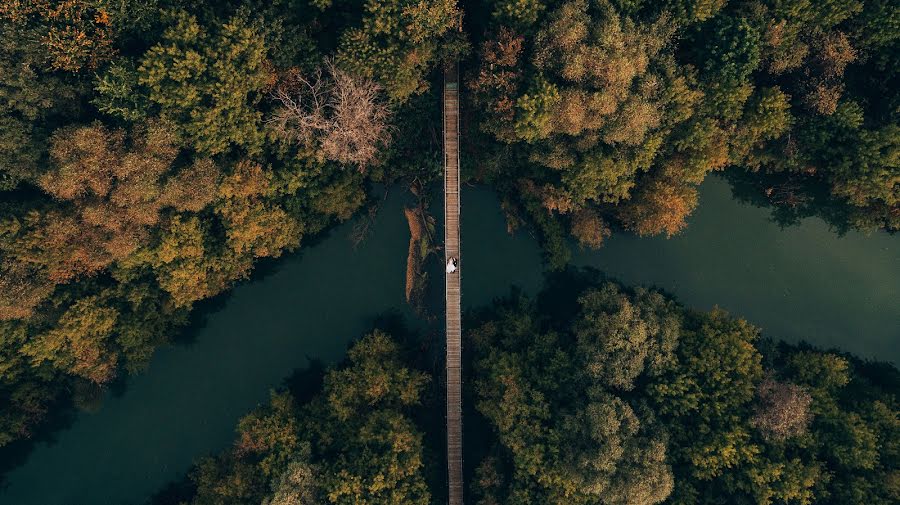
[403,186,437,314]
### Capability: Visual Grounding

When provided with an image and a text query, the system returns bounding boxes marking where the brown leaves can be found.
[801,32,857,115]
[571,208,611,249]
[751,377,814,442]
[160,159,221,213]
[470,28,526,139]
[217,161,301,259]
[8,120,221,298]
[43,125,123,200]
[619,175,699,237]
[21,296,119,383]
[0,260,54,320]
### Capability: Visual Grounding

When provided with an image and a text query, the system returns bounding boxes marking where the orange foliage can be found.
[28,121,215,281]
[0,0,115,72]
[0,260,54,320]
[217,161,301,258]
[4,121,220,293]
[571,208,611,249]
[22,296,119,383]
[540,184,578,214]
[619,177,699,238]
[469,28,525,138]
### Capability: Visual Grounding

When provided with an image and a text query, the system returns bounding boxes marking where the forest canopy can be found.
[469,0,899,266]
[468,271,898,505]
[0,0,897,475]
[0,0,462,447]
[177,272,899,505]
[187,331,433,505]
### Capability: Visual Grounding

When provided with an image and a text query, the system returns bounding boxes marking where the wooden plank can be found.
[444,63,463,505]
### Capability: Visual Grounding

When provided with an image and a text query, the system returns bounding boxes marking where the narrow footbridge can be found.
[443,64,463,505]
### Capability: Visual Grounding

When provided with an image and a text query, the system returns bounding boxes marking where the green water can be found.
[1,176,898,504]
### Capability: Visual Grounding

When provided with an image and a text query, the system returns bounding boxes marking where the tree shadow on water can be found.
[0,396,78,490]
[722,170,860,234]
[283,359,326,406]
[144,472,195,505]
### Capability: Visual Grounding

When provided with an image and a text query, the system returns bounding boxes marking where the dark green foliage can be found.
[134,10,271,155]
[471,272,899,505]
[0,0,896,478]
[336,0,465,102]
[189,331,431,505]
[470,282,676,505]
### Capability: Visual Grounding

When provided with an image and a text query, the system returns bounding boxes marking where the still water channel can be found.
[1,175,898,504]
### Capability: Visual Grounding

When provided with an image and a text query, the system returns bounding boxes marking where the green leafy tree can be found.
[135,10,270,154]
[190,331,431,505]
[471,290,675,505]
[336,0,463,102]
[574,283,680,390]
[21,296,119,384]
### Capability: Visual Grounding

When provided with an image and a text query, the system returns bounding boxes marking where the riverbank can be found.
[1,175,897,504]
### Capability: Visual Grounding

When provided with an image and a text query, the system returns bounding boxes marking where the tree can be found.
[264,460,320,505]
[336,0,463,102]
[695,15,761,118]
[21,296,119,384]
[649,309,764,481]
[471,291,675,505]
[192,391,303,505]
[216,161,301,259]
[469,27,526,142]
[662,0,727,26]
[135,10,270,155]
[570,208,611,249]
[149,214,246,308]
[11,120,218,286]
[269,61,392,169]
[468,0,724,258]
[0,12,84,190]
[190,331,432,505]
[574,283,680,390]
[0,260,54,320]
[0,0,115,72]
[750,377,814,441]
[557,395,674,505]
[489,0,546,31]
[618,175,699,237]
[0,377,60,447]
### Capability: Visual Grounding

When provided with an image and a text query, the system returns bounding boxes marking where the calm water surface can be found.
[1,176,898,504]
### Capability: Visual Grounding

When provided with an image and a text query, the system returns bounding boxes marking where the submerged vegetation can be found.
[180,272,898,505]
[403,199,438,313]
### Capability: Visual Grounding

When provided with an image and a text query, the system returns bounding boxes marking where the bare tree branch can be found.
[267,60,392,170]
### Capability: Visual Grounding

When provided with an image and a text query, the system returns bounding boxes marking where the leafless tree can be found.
[268,60,392,170]
[751,377,814,442]
[268,67,329,146]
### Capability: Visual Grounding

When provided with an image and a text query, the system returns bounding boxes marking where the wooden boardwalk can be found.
[444,64,463,505]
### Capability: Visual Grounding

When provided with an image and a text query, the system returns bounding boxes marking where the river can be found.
[1,175,898,504]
